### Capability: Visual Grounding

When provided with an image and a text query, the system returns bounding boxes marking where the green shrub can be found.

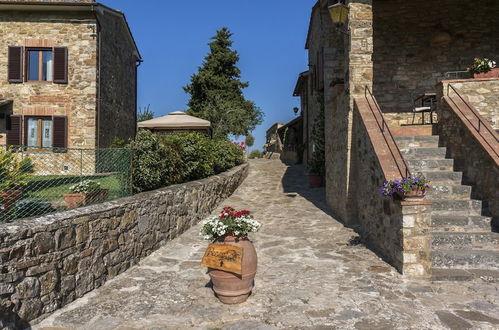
[162,132,216,182]
[0,148,34,191]
[130,130,184,192]
[212,139,244,173]
[249,149,262,159]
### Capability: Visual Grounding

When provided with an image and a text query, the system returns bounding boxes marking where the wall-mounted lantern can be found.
[328,2,349,25]
[328,1,350,35]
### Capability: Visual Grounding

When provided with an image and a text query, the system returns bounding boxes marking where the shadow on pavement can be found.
[280,162,333,217]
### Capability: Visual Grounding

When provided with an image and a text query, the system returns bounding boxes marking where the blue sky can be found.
[102,0,316,150]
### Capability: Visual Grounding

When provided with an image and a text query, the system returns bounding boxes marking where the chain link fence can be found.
[0,146,132,223]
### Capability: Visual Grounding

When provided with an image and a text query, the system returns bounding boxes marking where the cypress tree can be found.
[184,27,263,138]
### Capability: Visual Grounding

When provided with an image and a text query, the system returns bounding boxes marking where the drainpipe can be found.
[92,5,102,149]
[135,59,142,137]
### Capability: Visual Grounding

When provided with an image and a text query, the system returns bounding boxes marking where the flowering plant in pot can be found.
[64,180,108,209]
[381,175,431,201]
[200,206,261,304]
[468,57,498,78]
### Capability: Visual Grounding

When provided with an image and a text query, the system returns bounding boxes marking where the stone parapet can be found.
[349,97,431,276]
[0,163,249,326]
[439,79,499,130]
[437,96,499,227]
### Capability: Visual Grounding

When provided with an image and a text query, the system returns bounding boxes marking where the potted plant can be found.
[0,148,34,211]
[64,180,108,209]
[468,57,498,78]
[200,206,261,304]
[381,175,431,201]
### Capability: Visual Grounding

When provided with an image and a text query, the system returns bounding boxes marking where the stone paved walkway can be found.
[36,160,499,330]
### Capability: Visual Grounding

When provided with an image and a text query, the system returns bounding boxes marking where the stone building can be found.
[296,0,499,277]
[0,0,142,156]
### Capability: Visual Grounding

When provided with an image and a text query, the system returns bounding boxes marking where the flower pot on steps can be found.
[396,188,428,202]
[474,68,499,79]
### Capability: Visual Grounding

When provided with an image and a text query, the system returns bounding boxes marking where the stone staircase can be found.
[395,135,499,281]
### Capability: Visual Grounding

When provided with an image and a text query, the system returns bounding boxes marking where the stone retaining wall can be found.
[0,163,248,327]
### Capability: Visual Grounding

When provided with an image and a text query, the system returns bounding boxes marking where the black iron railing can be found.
[446,84,499,158]
[364,86,411,178]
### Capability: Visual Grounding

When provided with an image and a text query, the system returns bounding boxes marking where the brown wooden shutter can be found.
[52,116,68,149]
[53,47,68,84]
[8,46,23,83]
[6,115,22,146]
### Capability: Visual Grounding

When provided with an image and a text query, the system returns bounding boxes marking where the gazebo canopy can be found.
[138,111,211,130]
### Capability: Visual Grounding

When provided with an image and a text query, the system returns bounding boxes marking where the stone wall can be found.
[440,78,499,130]
[349,98,431,276]
[0,11,98,149]
[97,10,139,148]
[372,0,499,113]
[0,163,249,327]
[437,97,499,227]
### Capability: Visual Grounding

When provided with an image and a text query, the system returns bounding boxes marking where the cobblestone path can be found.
[36,160,499,330]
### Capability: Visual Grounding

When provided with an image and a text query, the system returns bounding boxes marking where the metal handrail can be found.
[446,84,499,157]
[364,86,411,178]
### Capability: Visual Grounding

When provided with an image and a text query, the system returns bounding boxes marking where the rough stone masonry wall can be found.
[438,98,499,227]
[97,11,138,148]
[0,163,249,327]
[372,0,499,113]
[349,99,431,277]
[440,79,499,130]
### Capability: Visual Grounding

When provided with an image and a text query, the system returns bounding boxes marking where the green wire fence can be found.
[0,146,132,223]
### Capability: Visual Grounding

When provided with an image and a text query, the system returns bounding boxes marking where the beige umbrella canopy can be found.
[138,111,211,130]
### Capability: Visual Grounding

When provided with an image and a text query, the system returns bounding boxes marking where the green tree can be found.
[245,134,255,147]
[184,27,263,138]
[137,104,154,122]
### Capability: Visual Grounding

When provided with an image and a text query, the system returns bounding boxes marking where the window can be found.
[8,46,68,84]
[25,117,53,149]
[27,49,53,82]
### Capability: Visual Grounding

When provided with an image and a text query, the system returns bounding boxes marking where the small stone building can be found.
[0,0,142,152]
[138,111,212,136]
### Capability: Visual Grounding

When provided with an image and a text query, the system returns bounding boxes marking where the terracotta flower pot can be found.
[307,173,323,188]
[397,188,427,201]
[0,190,23,211]
[208,235,257,304]
[473,68,499,79]
[63,189,109,209]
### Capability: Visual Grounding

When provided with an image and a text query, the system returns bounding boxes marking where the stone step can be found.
[406,159,454,172]
[431,199,482,215]
[394,135,440,148]
[426,184,472,200]
[432,249,499,270]
[431,215,492,231]
[421,171,462,184]
[431,268,499,282]
[400,147,447,160]
[432,232,499,249]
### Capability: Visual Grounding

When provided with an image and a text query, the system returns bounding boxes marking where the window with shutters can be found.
[27,49,53,82]
[7,46,67,84]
